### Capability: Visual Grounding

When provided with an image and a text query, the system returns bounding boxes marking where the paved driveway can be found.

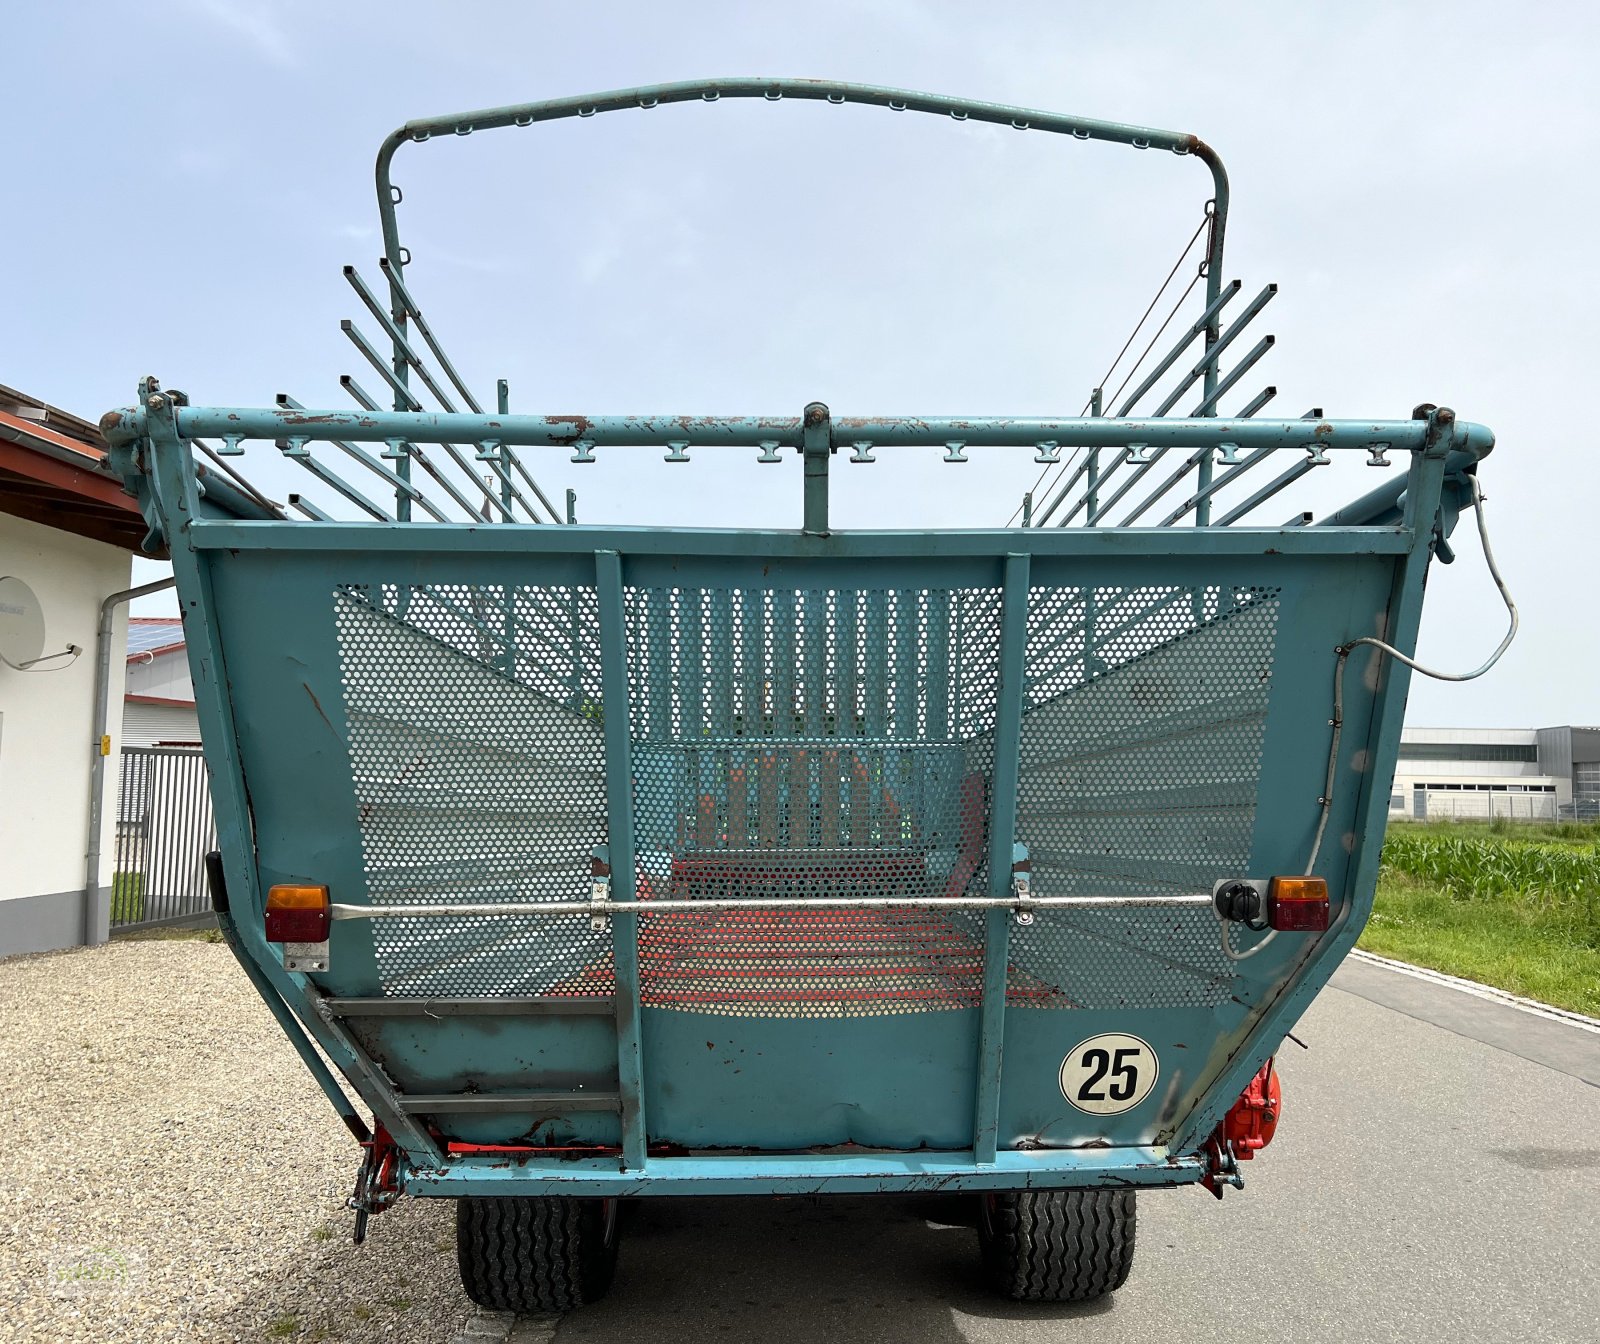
[548,961,1600,1344]
[4,941,1596,1342]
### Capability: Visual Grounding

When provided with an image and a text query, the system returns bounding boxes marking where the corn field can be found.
[1379,827,1600,948]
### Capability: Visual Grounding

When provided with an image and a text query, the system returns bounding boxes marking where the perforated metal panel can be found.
[625,585,1000,1016]
[1007,585,1280,1009]
[330,577,1281,1016]
[334,584,612,997]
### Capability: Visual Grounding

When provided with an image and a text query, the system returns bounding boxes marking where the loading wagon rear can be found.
[104,79,1504,1311]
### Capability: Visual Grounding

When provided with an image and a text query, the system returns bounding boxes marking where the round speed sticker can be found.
[1060,1033,1159,1115]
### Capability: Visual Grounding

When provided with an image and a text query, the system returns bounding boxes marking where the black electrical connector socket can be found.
[1214,880,1264,926]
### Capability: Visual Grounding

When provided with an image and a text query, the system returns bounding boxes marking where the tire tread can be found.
[978,1188,1136,1302]
[456,1196,616,1313]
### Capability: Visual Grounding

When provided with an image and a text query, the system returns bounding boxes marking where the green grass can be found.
[1359,822,1600,1016]
[109,872,144,924]
[116,925,222,942]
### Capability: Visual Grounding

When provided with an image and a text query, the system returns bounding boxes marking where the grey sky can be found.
[5,1,1595,727]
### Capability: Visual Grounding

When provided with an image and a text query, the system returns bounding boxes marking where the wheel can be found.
[456,1195,619,1312]
[976,1188,1136,1302]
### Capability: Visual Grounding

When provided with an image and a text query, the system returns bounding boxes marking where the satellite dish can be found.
[0,576,47,669]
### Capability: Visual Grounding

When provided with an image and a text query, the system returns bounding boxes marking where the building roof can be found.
[126,616,185,659]
[0,382,151,551]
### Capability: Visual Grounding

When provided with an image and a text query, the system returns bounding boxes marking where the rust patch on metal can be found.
[544,415,593,444]
[303,682,335,735]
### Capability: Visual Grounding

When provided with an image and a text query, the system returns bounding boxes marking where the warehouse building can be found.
[1391,726,1600,820]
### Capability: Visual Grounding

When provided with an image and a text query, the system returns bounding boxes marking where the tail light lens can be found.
[1267,876,1328,931]
[265,884,330,942]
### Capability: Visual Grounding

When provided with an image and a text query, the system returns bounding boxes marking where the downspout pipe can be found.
[83,575,177,946]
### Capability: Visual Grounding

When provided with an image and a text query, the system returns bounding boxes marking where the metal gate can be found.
[111,746,217,930]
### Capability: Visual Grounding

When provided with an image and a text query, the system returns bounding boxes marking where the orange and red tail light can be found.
[265,883,330,942]
[1266,876,1328,931]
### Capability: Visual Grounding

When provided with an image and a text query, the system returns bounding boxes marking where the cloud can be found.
[179,0,298,69]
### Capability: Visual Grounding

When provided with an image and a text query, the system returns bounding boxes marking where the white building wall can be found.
[125,647,193,701]
[0,513,131,955]
[1390,771,1560,820]
[122,700,202,748]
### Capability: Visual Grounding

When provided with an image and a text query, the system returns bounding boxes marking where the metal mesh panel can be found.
[627,585,1000,1017]
[1006,584,1280,1009]
[334,584,612,997]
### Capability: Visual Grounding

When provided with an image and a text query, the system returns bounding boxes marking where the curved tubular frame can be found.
[371,77,1231,408]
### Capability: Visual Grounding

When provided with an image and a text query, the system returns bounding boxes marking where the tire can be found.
[976,1188,1136,1302]
[456,1196,619,1312]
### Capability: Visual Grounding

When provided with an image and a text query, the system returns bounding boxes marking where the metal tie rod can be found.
[332,893,1214,919]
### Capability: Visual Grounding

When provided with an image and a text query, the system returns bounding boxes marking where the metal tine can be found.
[288,494,334,521]
[1147,285,1277,418]
[189,439,284,516]
[1113,335,1276,525]
[380,258,485,414]
[1229,385,1278,420]
[339,374,506,522]
[1157,387,1279,526]
[1033,281,1242,527]
[1117,445,1214,526]
[278,394,449,522]
[1216,453,1327,527]
[1112,280,1245,418]
[1068,283,1277,526]
[344,266,459,412]
[343,318,426,412]
[1188,334,1274,417]
[276,443,394,521]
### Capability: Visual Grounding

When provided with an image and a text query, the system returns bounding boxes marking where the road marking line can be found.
[1347,950,1600,1035]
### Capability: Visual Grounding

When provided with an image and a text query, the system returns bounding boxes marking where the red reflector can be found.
[265,884,330,942]
[1267,876,1329,931]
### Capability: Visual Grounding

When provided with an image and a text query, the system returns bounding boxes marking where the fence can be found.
[111,746,217,931]
[1411,788,1559,822]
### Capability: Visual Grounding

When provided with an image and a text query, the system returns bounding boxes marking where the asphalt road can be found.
[539,960,1600,1344]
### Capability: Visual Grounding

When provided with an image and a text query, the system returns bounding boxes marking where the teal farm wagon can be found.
[105,80,1510,1310]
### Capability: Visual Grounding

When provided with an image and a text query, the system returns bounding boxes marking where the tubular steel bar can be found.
[100,406,1491,460]
[397,1092,622,1115]
[372,79,1231,314]
[802,401,831,533]
[325,996,619,1016]
[973,552,1030,1164]
[136,384,440,1163]
[329,893,1214,920]
[369,79,1231,537]
[596,549,647,1171]
[405,1148,1208,1198]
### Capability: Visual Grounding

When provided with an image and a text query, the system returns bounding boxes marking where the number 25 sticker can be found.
[1060,1033,1158,1115]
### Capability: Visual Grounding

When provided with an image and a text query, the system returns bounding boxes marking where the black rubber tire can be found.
[976,1188,1137,1302]
[456,1196,619,1312]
